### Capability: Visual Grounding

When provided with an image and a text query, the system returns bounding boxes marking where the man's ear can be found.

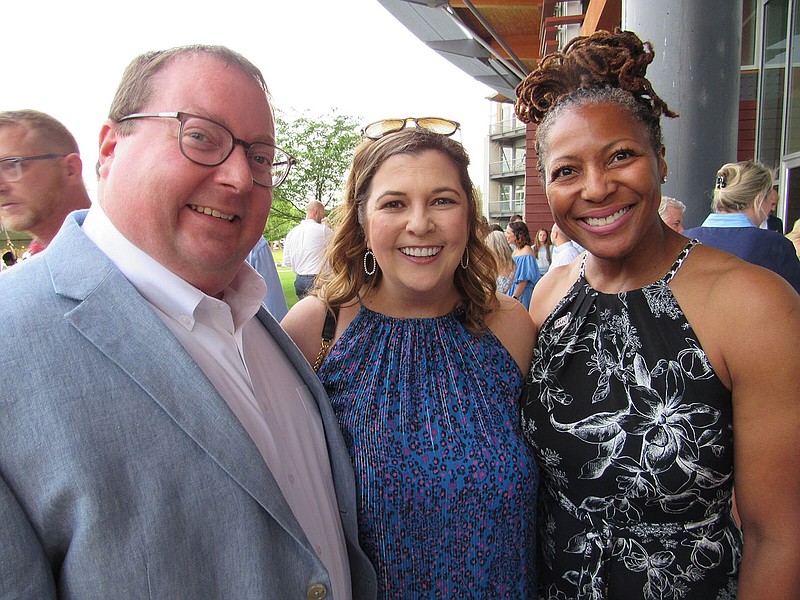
[63,153,84,180]
[97,120,118,180]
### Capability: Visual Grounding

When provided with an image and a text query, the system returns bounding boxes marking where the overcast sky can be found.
[3,0,495,199]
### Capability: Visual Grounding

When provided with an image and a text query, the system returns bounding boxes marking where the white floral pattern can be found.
[523,241,742,599]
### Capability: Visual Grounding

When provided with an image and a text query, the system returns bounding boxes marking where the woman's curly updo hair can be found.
[314,127,500,332]
[514,29,678,182]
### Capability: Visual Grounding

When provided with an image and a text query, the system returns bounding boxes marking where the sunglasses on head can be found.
[362,117,460,140]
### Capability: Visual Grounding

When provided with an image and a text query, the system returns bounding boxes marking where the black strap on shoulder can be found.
[322,306,338,342]
[313,306,340,372]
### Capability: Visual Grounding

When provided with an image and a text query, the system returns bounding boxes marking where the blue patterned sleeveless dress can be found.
[522,241,741,599]
[319,305,539,598]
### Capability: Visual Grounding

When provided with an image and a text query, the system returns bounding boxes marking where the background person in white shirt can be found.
[283,199,332,299]
[549,222,582,268]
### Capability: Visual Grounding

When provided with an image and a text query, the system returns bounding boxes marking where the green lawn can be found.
[272,249,299,310]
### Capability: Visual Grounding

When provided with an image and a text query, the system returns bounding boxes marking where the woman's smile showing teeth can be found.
[583,206,630,227]
[400,246,442,258]
[190,204,235,222]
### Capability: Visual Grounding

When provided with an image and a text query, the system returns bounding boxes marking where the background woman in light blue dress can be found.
[505,220,540,310]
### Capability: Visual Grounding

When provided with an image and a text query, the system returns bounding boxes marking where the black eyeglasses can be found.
[362,117,460,140]
[117,112,295,188]
[0,154,66,183]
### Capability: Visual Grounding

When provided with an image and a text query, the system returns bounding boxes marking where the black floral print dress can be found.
[522,241,741,599]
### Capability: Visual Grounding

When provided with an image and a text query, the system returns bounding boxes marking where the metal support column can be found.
[624,0,743,228]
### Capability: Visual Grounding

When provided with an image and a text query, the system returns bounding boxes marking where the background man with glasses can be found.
[0,45,376,599]
[0,109,91,256]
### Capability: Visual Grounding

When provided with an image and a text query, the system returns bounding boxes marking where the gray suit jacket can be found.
[0,212,376,599]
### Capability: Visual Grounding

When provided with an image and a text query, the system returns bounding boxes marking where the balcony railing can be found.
[487,199,526,218]
[490,119,526,137]
[490,157,526,176]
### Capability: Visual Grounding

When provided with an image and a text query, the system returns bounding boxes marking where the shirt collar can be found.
[81,203,266,331]
[700,212,758,228]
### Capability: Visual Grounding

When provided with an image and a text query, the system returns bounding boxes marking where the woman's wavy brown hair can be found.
[514,29,677,181]
[314,128,500,332]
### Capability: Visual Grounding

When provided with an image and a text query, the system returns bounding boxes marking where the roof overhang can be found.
[376,0,622,101]
[376,0,541,100]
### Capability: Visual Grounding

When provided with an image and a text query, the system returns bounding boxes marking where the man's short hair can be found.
[0,109,80,155]
[108,45,270,135]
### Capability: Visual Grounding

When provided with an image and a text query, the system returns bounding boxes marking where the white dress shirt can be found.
[282,219,332,275]
[82,204,350,600]
[550,241,582,268]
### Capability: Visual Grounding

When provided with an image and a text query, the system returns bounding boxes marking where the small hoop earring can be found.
[363,249,377,276]
[460,247,469,270]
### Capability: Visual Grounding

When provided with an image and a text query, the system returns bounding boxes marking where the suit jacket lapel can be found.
[45,213,310,545]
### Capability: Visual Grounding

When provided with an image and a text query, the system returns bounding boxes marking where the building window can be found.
[785,0,800,154]
[742,0,759,68]
[758,0,790,168]
[514,183,525,212]
[500,184,512,212]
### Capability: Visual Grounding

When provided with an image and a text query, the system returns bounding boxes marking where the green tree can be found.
[265,109,362,241]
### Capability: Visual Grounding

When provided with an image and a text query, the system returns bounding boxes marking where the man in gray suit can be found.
[0,45,376,599]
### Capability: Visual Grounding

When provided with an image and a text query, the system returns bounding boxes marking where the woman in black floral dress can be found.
[514,29,800,599]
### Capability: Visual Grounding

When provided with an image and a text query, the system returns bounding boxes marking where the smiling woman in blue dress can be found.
[281,121,539,599]
[514,29,800,599]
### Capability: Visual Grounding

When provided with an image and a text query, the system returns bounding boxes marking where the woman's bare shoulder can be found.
[485,294,536,374]
[280,296,329,364]
[678,244,798,309]
[673,243,800,385]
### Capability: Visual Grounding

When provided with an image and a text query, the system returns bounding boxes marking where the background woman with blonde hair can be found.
[786,218,800,258]
[485,229,515,293]
[683,160,800,293]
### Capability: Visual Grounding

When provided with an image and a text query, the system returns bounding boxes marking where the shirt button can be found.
[180,316,192,326]
[307,583,327,599]
[288,474,295,484]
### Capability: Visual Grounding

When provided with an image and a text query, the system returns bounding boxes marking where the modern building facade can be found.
[751,0,800,233]
[378,0,799,237]
[487,101,526,224]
